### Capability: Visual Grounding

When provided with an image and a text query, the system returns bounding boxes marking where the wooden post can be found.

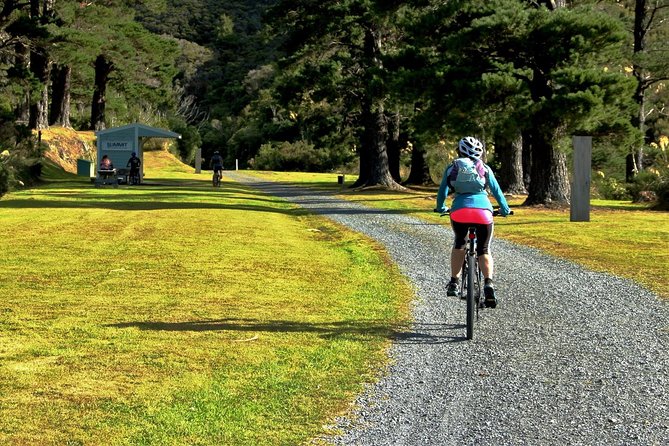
[571,136,592,222]
[195,148,202,174]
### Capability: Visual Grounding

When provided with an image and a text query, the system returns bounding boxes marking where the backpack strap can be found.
[474,159,487,182]
[447,159,460,190]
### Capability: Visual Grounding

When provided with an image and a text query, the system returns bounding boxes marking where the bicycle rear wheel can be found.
[466,252,476,340]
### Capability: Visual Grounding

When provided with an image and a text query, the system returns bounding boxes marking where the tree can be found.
[27,0,53,130]
[410,0,636,205]
[45,1,179,130]
[267,0,406,189]
[629,0,669,173]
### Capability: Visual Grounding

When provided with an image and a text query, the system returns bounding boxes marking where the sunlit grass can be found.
[0,155,412,445]
[246,170,669,300]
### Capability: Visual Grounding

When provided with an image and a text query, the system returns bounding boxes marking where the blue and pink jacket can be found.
[435,158,510,218]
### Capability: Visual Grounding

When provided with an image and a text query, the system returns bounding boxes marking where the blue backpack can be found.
[448,158,487,194]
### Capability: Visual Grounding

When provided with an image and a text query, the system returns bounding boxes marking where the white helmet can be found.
[458,136,484,159]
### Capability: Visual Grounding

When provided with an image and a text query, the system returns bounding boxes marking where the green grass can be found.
[0,155,412,445]
[246,170,669,301]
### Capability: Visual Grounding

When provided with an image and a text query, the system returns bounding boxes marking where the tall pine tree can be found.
[410,0,636,205]
[267,0,406,189]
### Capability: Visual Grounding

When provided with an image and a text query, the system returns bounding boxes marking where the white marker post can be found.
[195,148,202,174]
[570,136,592,222]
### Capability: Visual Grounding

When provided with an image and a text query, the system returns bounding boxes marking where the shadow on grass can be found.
[228,179,426,216]
[0,177,422,216]
[0,198,312,214]
[108,318,465,344]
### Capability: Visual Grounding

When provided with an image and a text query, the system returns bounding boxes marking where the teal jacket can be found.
[435,159,510,215]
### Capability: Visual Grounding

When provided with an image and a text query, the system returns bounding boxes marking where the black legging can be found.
[450,221,494,256]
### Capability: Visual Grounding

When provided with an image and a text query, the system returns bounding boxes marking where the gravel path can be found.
[226,173,669,446]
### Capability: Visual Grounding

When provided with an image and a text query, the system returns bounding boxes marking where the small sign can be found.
[104,141,132,151]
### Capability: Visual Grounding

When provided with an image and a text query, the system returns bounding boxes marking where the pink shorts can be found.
[450,208,493,225]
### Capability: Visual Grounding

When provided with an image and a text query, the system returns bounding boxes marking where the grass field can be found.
[246,170,669,301]
[3,152,666,444]
[0,153,412,445]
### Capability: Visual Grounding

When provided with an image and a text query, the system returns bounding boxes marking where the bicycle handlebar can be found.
[437,209,514,217]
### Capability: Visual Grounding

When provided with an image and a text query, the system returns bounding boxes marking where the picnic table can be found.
[95,168,119,188]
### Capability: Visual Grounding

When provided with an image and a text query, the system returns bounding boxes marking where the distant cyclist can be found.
[434,136,511,308]
[126,152,141,184]
[210,150,223,182]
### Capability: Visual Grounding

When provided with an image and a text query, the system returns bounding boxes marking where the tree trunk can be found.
[386,110,402,182]
[625,153,636,182]
[540,1,567,11]
[27,0,55,130]
[352,25,403,190]
[354,98,400,189]
[50,65,72,127]
[522,130,532,191]
[630,0,650,175]
[405,140,433,185]
[91,54,114,131]
[524,129,570,206]
[495,132,526,195]
[28,50,50,130]
[14,42,30,124]
[523,60,570,206]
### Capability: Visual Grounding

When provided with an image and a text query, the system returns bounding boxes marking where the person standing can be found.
[126,152,141,184]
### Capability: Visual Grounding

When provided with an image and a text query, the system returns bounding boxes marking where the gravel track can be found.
[226,173,669,446]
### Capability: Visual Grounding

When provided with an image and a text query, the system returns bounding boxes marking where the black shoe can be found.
[484,284,497,308]
[447,280,459,297]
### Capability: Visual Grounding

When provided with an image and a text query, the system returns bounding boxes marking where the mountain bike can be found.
[441,209,512,340]
[212,169,222,187]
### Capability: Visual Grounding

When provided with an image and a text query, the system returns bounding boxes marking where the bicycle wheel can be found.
[476,262,483,314]
[466,252,476,340]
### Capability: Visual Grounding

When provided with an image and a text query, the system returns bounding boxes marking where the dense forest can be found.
[1,0,667,207]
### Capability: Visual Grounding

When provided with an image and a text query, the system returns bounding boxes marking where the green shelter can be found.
[95,123,181,180]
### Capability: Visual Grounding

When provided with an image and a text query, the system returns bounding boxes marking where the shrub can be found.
[0,120,43,197]
[592,173,630,200]
[0,161,9,196]
[254,140,338,172]
[627,168,669,208]
[652,171,669,210]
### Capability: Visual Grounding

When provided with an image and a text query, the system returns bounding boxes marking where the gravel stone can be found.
[226,173,669,446]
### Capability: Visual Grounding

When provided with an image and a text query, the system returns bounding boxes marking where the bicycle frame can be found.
[462,226,483,340]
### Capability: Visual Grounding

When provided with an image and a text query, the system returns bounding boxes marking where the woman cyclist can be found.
[434,136,511,308]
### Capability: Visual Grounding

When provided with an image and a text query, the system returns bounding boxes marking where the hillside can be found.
[36,128,97,174]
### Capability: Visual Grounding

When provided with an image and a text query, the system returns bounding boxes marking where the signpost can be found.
[570,136,592,222]
[195,148,202,174]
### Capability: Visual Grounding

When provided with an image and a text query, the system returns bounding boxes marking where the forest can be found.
[0,0,668,207]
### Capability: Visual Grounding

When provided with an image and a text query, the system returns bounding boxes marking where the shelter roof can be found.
[95,123,181,139]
